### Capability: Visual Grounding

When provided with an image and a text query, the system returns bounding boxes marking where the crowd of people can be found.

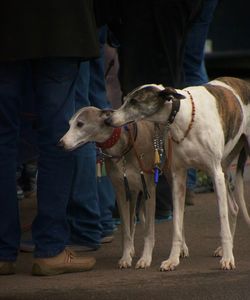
[0,0,218,276]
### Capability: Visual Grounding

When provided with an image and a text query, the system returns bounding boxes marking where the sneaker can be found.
[113,218,121,225]
[155,211,173,223]
[101,235,114,244]
[32,249,96,276]
[0,261,16,275]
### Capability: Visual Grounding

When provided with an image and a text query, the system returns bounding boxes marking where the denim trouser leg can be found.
[0,62,25,261]
[184,0,218,189]
[68,143,102,247]
[187,168,197,190]
[90,27,116,235]
[67,61,102,246]
[184,0,219,86]
[97,176,116,237]
[31,59,79,258]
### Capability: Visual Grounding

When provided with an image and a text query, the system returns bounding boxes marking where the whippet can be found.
[106,76,250,271]
[60,107,171,269]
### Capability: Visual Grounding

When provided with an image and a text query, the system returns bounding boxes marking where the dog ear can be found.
[158,88,186,101]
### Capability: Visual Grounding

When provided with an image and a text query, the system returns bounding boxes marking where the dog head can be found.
[59,107,114,151]
[106,84,185,127]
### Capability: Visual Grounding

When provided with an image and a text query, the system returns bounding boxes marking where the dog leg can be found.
[213,166,235,270]
[116,192,135,269]
[180,227,189,258]
[160,169,186,271]
[214,174,239,257]
[136,184,155,269]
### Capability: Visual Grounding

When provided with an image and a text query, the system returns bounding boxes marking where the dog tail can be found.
[234,148,250,225]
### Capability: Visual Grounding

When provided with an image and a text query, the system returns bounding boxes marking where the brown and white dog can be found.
[60,107,169,269]
[106,76,250,271]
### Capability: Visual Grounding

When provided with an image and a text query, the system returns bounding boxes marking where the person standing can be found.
[67,26,116,250]
[115,0,203,220]
[0,0,99,276]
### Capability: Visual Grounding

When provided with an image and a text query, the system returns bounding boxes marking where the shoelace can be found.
[65,249,75,263]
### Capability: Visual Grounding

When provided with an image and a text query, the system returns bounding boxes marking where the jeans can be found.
[0,58,80,260]
[67,26,115,246]
[184,0,218,190]
[184,0,219,86]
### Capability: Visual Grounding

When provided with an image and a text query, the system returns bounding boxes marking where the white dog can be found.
[106,76,250,271]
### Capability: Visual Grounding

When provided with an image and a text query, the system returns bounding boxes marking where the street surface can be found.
[1,165,250,300]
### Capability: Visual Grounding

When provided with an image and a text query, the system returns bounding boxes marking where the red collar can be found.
[96,127,122,149]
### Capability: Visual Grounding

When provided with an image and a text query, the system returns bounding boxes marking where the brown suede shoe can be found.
[0,261,16,275]
[32,249,96,276]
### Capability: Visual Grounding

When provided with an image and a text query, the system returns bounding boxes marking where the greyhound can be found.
[60,106,174,269]
[105,76,250,271]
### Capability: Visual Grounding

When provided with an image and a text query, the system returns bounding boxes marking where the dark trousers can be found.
[0,58,79,260]
[67,26,115,246]
[117,0,203,94]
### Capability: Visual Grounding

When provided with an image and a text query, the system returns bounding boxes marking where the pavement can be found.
[1,164,250,300]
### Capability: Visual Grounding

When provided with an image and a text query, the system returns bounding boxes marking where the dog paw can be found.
[135,257,152,269]
[118,257,132,269]
[160,258,179,271]
[180,244,189,258]
[213,246,223,257]
[220,257,235,270]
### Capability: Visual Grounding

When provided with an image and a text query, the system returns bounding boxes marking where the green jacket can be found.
[0,0,99,61]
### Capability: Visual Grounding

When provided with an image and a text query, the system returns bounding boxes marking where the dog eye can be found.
[76,121,84,128]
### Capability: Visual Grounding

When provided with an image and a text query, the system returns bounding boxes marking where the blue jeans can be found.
[0,58,80,261]
[67,26,115,246]
[184,0,218,189]
[184,0,219,86]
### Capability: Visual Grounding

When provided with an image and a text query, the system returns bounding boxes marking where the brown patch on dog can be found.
[216,77,250,105]
[204,84,243,144]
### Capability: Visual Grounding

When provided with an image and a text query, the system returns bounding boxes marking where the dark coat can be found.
[0,0,99,61]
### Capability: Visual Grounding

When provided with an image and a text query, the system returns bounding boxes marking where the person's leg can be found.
[184,0,219,86]
[31,58,80,258]
[155,174,173,222]
[97,176,116,239]
[0,61,27,273]
[67,61,102,249]
[184,0,219,196]
[89,26,116,239]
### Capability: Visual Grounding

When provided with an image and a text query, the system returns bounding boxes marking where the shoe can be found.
[185,189,195,206]
[0,261,16,275]
[113,218,121,225]
[101,235,114,244]
[155,212,173,223]
[20,240,35,253]
[32,249,96,276]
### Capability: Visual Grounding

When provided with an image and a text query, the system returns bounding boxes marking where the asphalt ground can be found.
[1,165,250,300]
